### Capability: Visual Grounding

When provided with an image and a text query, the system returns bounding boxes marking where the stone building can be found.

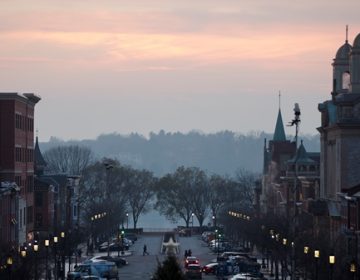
[318,32,360,233]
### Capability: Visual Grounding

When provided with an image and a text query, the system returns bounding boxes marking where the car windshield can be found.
[74,265,89,272]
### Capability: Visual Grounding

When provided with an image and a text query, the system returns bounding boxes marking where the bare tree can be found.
[155,167,195,227]
[155,166,209,227]
[80,159,128,239]
[188,167,208,227]
[43,145,94,175]
[233,168,261,209]
[208,174,229,220]
[126,168,155,229]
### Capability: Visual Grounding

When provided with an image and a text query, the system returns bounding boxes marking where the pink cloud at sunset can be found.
[0,0,360,139]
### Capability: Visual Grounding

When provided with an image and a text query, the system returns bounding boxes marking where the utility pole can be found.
[288,103,301,280]
[104,162,113,257]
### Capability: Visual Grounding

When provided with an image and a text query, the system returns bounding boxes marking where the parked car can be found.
[124,233,138,242]
[185,264,202,279]
[67,260,119,280]
[98,242,129,252]
[80,276,105,280]
[229,273,264,280]
[185,256,199,268]
[90,255,128,267]
[201,262,218,274]
[179,228,191,237]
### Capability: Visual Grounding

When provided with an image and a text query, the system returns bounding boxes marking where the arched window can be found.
[342,71,351,90]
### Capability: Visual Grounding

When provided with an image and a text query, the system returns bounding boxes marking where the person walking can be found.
[143,244,149,256]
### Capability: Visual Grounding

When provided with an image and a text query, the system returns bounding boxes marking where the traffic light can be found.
[121,230,125,239]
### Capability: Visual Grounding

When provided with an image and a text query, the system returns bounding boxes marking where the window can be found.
[23,207,26,226]
[26,176,33,193]
[26,117,34,131]
[25,148,33,162]
[342,71,351,90]
[28,118,34,131]
[27,206,33,224]
[15,147,22,162]
[15,176,22,187]
[20,209,23,228]
[22,148,26,162]
[35,192,43,207]
[35,213,43,227]
[15,114,22,129]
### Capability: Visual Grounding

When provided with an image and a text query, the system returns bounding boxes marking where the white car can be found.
[81,276,106,280]
[229,273,262,280]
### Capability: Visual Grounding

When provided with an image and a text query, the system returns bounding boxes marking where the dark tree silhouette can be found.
[152,255,186,280]
[43,145,93,175]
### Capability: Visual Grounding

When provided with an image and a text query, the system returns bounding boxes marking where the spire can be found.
[279,91,281,110]
[273,109,286,142]
[288,140,315,164]
[34,135,47,176]
[346,25,349,43]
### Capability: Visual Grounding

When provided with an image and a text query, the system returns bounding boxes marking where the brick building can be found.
[0,92,40,246]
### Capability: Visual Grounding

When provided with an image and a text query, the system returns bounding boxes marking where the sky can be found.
[1,0,360,141]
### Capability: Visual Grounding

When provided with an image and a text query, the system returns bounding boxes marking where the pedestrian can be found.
[184,250,188,259]
[188,249,192,256]
[143,244,149,255]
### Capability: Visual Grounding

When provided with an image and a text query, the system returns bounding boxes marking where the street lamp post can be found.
[314,250,320,280]
[126,213,129,229]
[350,260,356,280]
[34,243,39,280]
[329,255,335,280]
[215,229,218,258]
[54,235,59,280]
[212,215,216,228]
[45,239,50,280]
[288,103,301,280]
[191,213,194,230]
[6,256,13,280]
[303,246,309,280]
[20,247,27,279]
[104,162,113,257]
[61,231,66,280]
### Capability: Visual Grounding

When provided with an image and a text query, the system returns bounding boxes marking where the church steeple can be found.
[34,135,47,176]
[273,109,286,142]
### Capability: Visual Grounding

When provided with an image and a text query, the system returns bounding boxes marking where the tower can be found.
[318,31,360,199]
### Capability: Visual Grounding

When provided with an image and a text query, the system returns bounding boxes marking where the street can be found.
[117,233,217,279]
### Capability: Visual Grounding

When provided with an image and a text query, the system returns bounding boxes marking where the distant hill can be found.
[39,130,320,176]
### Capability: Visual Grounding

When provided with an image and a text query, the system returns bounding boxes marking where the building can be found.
[318,34,360,200]
[0,92,40,246]
[261,108,296,215]
[318,32,360,229]
[33,137,80,238]
[316,32,360,277]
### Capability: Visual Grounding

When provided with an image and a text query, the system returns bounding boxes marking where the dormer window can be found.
[342,71,351,90]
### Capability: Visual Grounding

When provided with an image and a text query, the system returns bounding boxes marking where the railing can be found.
[142,228,176,233]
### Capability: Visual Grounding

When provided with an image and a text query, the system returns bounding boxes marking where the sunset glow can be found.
[1,1,359,139]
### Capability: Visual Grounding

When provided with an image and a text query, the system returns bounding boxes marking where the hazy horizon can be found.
[1,1,359,141]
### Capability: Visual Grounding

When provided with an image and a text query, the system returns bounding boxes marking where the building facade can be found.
[0,92,40,246]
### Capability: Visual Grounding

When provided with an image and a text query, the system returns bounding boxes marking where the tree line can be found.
[43,145,260,233]
[41,130,320,176]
